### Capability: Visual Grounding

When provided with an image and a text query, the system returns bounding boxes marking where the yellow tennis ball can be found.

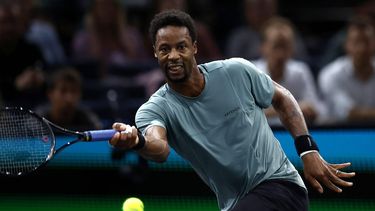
[122,197,144,211]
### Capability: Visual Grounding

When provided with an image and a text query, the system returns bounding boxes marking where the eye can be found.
[177,44,186,51]
[160,47,167,53]
[158,46,170,54]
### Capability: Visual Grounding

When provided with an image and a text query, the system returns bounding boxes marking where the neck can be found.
[169,66,205,97]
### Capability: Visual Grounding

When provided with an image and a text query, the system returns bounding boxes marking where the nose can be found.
[168,48,180,60]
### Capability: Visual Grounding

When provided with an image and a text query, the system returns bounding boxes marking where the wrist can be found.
[299,149,318,158]
[294,135,319,157]
[132,131,146,150]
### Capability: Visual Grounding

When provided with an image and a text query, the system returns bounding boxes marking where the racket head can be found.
[0,107,55,176]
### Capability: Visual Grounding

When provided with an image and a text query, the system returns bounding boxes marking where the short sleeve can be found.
[135,100,167,134]
[232,58,275,108]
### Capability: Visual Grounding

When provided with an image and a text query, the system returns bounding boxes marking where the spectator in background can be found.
[40,0,84,58]
[72,0,150,78]
[18,0,67,68]
[317,0,375,70]
[318,16,375,126]
[35,68,102,131]
[252,17,326,127]
[0,0,45,106]
[154,0,222,63]
[226,0,309,62]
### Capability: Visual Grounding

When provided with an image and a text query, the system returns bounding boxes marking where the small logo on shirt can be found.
[224,107,240,117]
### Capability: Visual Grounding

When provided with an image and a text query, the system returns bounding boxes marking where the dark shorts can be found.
[231,179,309,211]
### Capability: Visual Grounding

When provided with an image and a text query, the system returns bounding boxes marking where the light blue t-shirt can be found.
[135,58,305,211]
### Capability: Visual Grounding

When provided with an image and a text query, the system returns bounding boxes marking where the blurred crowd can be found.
[1,0,375,129]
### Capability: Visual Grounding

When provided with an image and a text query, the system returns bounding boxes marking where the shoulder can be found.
[225,57,263,74]
[288,59,311,70]
[135,85,170,127]
[318,56,351,81]
[203,57,258,68]
[138,85,169,112]
[286,59,312,75]
[200,58,260,76]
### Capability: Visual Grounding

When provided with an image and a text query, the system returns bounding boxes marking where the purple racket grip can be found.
[84,129,117,141]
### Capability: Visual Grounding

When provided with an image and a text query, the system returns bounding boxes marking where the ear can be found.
[193,41,198,54]
[153,45,158,58]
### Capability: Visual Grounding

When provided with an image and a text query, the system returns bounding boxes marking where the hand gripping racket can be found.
[0,107,119,176]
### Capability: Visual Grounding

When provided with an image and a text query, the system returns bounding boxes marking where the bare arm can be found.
[271,81,308,137]
[266,101,317,125]
[109,123,170,163]
[271,81,355,193]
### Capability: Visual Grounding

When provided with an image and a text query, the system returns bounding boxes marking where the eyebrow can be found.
[157,40,188,49]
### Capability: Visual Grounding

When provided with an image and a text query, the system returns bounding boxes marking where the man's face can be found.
[262,27,293,70]
[48,81,81,113]
[346,26,375,66]
[93,0,118,27]
[153,26,197,83]
[0,3,21,43]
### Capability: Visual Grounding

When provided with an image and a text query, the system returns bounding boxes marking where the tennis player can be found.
[109,10,355,211]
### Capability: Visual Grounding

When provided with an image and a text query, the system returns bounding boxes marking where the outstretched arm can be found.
[271,81,355,193]
[109,123,170,163]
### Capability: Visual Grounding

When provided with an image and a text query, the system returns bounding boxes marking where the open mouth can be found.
[167,64,184,74]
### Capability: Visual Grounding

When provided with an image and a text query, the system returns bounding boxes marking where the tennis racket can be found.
[0,107,121,176]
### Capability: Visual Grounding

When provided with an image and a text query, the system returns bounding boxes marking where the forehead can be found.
[53,80,80,90]
[265,26,293,39]
[155,25,192,46]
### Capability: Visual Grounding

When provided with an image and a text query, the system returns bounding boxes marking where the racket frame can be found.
[0,107,92,176]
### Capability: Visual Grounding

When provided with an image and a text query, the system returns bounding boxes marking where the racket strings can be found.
[0,110,53,175]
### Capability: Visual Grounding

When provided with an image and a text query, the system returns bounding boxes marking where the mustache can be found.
[167,62,184,67]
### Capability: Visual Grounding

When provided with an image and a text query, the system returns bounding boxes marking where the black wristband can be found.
[132,131,146,150]
[294,135,319,156]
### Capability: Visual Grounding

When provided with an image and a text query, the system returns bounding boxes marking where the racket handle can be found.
[84,129,117,141]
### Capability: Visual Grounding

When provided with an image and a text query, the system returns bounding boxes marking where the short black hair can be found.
[149,9,197,45]
[47,67,82,91]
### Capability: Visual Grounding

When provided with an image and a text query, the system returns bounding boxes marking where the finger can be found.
[329,164,356,179]
[330,172,354,187]
[307,177,324,193]
[112,122,126,130]
[321,177,342,193]
[109,132,121,146]
[115,131,133,148]
[131,126,138,136]
[327,168,353,186]
[336,170,356,179]
[119,124,130,132]
[323,179,342,193]
[330,162,352,170]
[120,128,132,141]
[332,169,355,184]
